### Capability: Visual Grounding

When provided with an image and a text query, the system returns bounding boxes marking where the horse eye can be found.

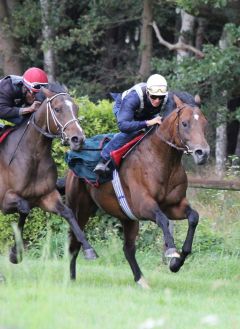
[54,108,60,113]
[182,121,188,127]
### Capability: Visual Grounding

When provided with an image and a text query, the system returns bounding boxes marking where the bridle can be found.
[9,92,80,165]
[157,105,193,155]
[30,92,79,144]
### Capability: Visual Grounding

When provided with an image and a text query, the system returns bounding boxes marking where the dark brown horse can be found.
[65,95,210,287]
[0,84,96,263]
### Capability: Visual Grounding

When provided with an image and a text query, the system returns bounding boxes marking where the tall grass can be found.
[0,188,240,329]
[0,240,240,329]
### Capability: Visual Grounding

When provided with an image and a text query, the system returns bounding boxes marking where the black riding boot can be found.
[93,157,110,176]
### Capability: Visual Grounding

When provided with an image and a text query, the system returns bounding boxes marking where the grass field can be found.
[0,242,240,329]
[1,187,240,329]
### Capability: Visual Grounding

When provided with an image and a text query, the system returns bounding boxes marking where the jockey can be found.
[94,74,168,176]
[0,67,48,126]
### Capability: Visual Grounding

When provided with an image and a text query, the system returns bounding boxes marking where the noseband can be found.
[158,105,193,155]
[30,92,79,144]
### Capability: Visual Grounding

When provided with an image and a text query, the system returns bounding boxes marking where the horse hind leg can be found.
[69,231,81,280]
[9,213,28,264]
[122,220,149,289]
[170,205,199,273]
[39,189,97,260]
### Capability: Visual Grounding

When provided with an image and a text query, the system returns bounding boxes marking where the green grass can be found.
[0,244,240,329]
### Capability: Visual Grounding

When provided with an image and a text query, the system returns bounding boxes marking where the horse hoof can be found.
[136,277,150,289]
[169,257,183,273]
[83,248,98,260]
[164,248,180,258]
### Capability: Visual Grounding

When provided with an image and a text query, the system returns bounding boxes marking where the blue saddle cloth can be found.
[65,133,115,185]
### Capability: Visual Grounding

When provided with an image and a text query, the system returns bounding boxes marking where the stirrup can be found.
[93,160,111,175]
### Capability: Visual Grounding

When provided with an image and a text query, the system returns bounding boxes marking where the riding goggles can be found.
[147,85,168,96]
[23,79,48,93]
[149,94,166,100]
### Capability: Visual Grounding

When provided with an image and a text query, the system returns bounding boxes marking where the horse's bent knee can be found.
[186,207,199,227]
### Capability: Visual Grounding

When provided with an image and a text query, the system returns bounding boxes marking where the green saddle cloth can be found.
[65,133,115,185]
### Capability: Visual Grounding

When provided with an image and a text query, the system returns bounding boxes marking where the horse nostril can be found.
[71,136,80,144]
[195,149,203,156]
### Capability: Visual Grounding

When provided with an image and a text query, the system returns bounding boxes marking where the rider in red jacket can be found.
[0,67,48,125]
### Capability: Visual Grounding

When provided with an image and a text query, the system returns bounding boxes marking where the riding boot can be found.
[93,157,111,176]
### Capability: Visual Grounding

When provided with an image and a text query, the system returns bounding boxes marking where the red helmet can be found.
[23,67,48,92]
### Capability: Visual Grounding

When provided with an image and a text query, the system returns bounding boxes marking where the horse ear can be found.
[173,94,184,108]
[194,94,201,106]
[41,87,54,98]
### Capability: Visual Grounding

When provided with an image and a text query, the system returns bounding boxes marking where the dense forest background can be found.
[1,0,240,174]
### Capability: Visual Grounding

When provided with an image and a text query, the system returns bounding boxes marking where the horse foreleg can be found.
[9,213,28,264]
[39,190,97,260]
[169,205,199,273]
[121,220,149,288]
[155,209,180,258]
[138,198,179,258]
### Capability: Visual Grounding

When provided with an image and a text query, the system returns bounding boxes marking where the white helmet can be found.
[146,74,168,96]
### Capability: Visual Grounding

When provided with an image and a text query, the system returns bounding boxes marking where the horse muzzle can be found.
[62,134,86,151]
[192,145,210,165]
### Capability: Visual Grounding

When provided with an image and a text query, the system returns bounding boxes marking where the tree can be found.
[0,0,22,75]
[138,0,153,79]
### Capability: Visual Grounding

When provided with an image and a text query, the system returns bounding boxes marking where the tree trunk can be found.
[215,109,227,177]
[0,0,22,75]
[195,18,206,51]
[215,26,231,176]
[177,10,195,60]
[138,0,153,80]
[40,0,55,82]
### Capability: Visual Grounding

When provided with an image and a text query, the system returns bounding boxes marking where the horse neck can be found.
[34,101,49,131]
[24,104,53,154]
[135,120,183,171]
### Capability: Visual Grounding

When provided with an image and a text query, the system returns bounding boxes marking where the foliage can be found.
[152,24,240,103]
[175,0,228,13]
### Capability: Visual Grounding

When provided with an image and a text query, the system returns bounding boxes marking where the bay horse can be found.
[0,84,96,263]
[65,94,210,287]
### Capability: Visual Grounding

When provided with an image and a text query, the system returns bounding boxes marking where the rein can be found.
[9,92,79,165]
[157,105,193,155]
[31,92,79,143]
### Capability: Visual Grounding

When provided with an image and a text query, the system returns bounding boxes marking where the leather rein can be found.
[30,92,79,143]
[157,105,193,155]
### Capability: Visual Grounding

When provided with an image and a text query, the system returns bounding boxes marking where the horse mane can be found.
[163,91,199,119]
[35,82,68,102]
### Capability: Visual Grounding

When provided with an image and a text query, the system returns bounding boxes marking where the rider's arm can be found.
[117,92,148,133]
[0,78,23,119]
[19,101,41,115]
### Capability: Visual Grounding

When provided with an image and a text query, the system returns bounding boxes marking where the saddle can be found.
[0,125,15,143]
[65,132,144,187]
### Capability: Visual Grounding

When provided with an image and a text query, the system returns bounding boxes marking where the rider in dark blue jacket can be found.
[94,74,168,175]
[0,67,48,126]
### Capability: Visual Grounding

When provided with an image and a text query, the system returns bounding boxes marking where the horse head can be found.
[160,95,210,165]
[35,86,85,151]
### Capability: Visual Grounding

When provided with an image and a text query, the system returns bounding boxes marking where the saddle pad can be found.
[65,133,115,186]
[0,126,15,143]
[65,132,145,186]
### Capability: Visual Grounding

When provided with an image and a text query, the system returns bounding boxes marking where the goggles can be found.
[149,94,165,100]
[23,79,48,93]
[147,85,168,95]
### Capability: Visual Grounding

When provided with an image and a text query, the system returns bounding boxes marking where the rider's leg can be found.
[94,131,138,174]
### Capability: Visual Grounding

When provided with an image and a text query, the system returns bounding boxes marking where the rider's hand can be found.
[20,101,41,115]
[146,116,162,127]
